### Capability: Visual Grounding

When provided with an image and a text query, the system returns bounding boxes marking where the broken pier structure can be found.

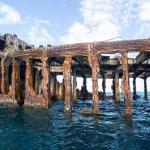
[0,33,150,115]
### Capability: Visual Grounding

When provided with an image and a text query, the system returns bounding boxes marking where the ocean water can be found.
[0,93,149,150]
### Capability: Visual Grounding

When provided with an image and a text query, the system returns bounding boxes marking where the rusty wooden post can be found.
[121,53,132,115]
[63,56,72,112]
[88,53,100,114]
[83,76,87,99]
[144,77,148,99]
[1,58,5,94]
[41,58,50,108]
[114,71,120,102]
[133,76,137,99]
[102,73,106,99]
[1,58,10,94]
[0,59,2,93]
[73,70,77,100]
[35,69,40,95]
[12,58,20,103]
[25,58,33,102]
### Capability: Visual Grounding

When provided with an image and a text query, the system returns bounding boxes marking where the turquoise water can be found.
[0,93,149,150]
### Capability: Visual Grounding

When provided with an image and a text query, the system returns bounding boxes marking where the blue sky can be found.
[0,0,150,92]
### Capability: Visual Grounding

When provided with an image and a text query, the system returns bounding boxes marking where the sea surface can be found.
[0,93,149,150]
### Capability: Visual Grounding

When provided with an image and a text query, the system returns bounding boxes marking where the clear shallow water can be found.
[0,93,150,150]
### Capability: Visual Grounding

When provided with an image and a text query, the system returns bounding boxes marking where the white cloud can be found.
[60,21,119,43]
[140,1,150,21]
[60,0,150,44]
[0,2,21,24]
[28,26,54,46]
[26,17,54,46]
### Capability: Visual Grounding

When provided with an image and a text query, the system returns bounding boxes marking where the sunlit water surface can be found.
[0,93,149,150]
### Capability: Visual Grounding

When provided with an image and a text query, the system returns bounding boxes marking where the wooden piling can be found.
[63,56,72,112]
[102,73,106,99]
[25,58,33,103]
[144,77,148,99]
[12,58,20,104]
[121,53,132,115]
[1,58,5,94]
[73,71,77,100]
[114,71,120,102]
[35,69,40,95]
[41,58,50,107]
[133,77,137,99]
[88,53,100,114]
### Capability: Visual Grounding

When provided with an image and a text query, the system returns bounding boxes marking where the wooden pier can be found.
[0,33,150,115]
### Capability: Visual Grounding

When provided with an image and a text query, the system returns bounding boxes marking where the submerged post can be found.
[121,53,132,115]
[35,69,40,95]
[73,70,77,100]
[133,76,137,99]
[88,52,100,114]
[63,56,72,112]
[12,58,20,104]
[83,76,87,99]
[102,73,106,99]
[1,58,10,94]
[25,58,33,103]
[1,58,5,94]
[114,71,120,102]
[41,58,50,108]
[144,77,148,99]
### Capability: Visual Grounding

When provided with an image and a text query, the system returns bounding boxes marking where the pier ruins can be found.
[0,33,150,115]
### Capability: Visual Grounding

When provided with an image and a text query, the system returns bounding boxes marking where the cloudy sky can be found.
[0,0,150,92]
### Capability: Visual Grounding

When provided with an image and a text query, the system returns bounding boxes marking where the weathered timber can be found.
[63,57,72,112]
[102,73,106,99]
[12,58,20,104]
[41,58,50,107]
[144,77,148,99]
[88,52,100,114]
[73,71,77,100]
[114,71,120,102]
[121,53,132,115]
[133,77,137,99]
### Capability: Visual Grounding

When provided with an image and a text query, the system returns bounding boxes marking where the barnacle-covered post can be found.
[88,52,100,114]
[121,52,132,115]
[73,70,77,100]
[144,77,147,99]
[35,68,40,95]
[41,57,50,108]
[83,75,87,99]
[1,58,10,94]
[102,72,106,99]
[114,71,120,102]
[63,56,72,112]
[133,76,137,99]
[1,58,5,94]
[25,58,33,103]
[12,58,20,103]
